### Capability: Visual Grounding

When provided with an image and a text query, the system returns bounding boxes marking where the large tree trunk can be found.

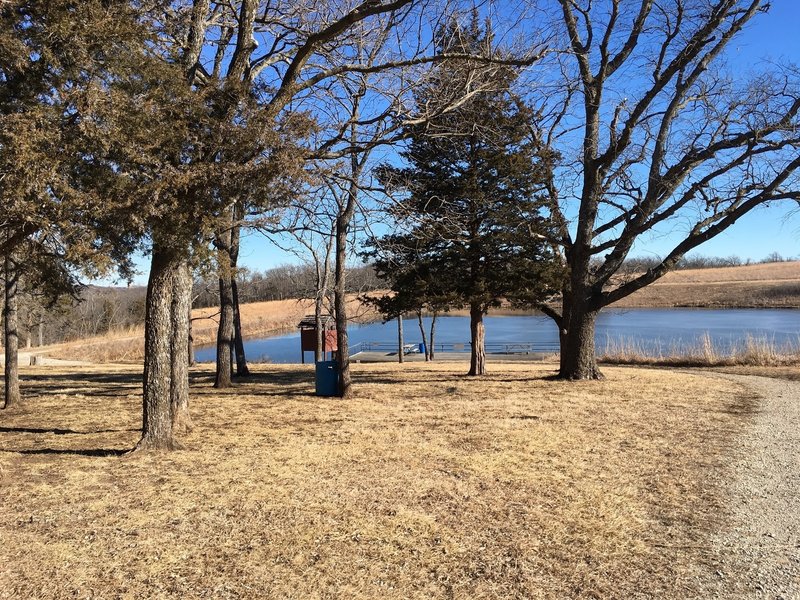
[231,277,249,375]
[171,259,192,433]
[468,304,486,376]
[215,268,234,388]
[214,221,235,388]
[3,254,20,409]
[137,245,182,450]
[558,302,603,380]
[416,311,429,362]
[230,216,249,376]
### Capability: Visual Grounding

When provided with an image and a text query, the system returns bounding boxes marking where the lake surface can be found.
[194,308,800,363]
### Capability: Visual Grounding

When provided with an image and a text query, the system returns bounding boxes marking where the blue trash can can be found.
[419,343,426,355]
[315,360,340,396]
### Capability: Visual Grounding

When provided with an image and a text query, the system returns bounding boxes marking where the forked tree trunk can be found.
[397,314,404,363]
[468,304,486,376]
[3,254,20,409]
[558,305,603,380]
[137,245,182,450]
[170,259,192,433]
[416,311,429,361]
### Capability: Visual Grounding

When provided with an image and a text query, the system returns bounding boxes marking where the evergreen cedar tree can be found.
[367,13,564,376]
[0,1,141,409]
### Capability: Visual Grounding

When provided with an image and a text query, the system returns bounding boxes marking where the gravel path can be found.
[699,373,800,599]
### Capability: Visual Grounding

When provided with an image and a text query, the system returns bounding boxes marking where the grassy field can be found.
[0,362,757,598]
[614,260,800,308]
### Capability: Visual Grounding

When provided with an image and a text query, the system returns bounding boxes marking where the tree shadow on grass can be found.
[0,447,128,457]
[0,426,138,435]
[182,369,315,400]
[20,371,142,398]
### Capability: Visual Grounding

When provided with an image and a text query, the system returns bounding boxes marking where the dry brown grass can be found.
[600,333,800,369]
[0,362,756,599]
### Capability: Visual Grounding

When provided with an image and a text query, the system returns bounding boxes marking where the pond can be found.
[193,308,800,363]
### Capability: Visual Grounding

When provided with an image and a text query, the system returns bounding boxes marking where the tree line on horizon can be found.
[2,1,799,452]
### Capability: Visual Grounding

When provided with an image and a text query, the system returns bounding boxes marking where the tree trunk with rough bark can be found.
[558,302,603,380]
[397,314,404,363]
[230,216,249,376]
[137,245,181,450]
[231,277,249,376]
[170,259,192,433]
[3,254,20,409]
[215,267,234,388]
[468,304,486,376]
[554,260,605,380]
[214,217,235,388]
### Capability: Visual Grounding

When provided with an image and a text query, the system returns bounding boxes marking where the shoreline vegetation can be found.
[33,261,800,366]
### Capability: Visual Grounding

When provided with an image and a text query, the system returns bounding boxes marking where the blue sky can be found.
[121,2,800,285]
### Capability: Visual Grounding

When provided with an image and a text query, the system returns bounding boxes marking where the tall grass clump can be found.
[600,333,800,367]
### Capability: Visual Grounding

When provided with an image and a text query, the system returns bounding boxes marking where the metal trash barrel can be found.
[315,360,340,396]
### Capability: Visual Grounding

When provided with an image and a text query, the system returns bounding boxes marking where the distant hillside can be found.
[612,261,800,308]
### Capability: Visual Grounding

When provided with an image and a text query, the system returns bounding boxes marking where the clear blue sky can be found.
[627,1,800,262]
[122,2,800,285]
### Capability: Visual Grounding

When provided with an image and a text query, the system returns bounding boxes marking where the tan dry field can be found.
[613,260,800,308]
[0,362,758,599]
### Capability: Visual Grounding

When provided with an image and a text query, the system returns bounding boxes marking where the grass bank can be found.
[1,362,756,598]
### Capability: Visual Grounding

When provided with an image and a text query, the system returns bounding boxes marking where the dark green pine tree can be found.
[373,12,563,376]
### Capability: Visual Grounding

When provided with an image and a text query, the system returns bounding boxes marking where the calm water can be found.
[194,308,800,363]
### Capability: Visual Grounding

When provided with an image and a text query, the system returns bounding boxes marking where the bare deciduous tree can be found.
[528,0,800,379]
